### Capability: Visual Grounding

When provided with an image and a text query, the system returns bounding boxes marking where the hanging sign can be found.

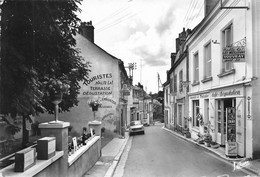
[223,37,246,62]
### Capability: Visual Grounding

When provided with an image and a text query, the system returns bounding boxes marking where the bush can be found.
[101,127,105,133]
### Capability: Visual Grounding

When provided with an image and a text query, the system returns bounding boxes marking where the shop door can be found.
[236,98,245,157]
[216,99,234,145]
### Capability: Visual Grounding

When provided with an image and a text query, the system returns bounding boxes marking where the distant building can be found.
[130,83,153,125]
[164,28,191,132]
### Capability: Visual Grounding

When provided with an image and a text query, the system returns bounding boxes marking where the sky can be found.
[77,0,205,94]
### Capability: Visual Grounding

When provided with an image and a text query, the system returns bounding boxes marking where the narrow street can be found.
[114,124,249,177]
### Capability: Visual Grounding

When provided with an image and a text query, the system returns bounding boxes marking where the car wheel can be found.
[129,133,132,136]
[142,131,145,135]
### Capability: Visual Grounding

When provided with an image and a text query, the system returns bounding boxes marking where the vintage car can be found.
[129,121,145,136]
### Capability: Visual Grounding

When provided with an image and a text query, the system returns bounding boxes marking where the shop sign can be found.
[225,142,237,156]
[200,93,209,99]
[222,37,246,63]
[190,95,199,99]
[223,46,245,62]
[211,88,242,98]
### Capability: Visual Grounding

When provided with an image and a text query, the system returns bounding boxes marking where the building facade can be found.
[187,0,260,159]
[163,78,170,127]
[165,28,191,133]
[38,21,130,137]
[130,83,153,125]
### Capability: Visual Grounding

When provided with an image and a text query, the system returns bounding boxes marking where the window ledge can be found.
[201,76,212,83]
[191,81,200,86]
[217,69,235,78]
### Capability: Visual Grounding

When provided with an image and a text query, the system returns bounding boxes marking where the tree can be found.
[0,0,90,147]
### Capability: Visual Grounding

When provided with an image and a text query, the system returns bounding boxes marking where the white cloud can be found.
[78,0,204,93]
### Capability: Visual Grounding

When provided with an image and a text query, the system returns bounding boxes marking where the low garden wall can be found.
[0,121,102,177]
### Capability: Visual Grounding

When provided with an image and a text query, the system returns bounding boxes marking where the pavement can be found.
[163,127,260,177]
[82,133,129,177]
[83,124,260,177]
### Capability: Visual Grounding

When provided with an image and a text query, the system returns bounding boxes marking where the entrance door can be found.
[216,99,235,145]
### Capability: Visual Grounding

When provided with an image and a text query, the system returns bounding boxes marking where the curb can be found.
[104,135,129,177]
[162,127,260,176]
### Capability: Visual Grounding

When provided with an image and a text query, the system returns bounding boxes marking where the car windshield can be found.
[130,121,141,126]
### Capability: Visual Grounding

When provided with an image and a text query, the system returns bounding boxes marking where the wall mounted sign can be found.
[223,37,246,63]
[83,73,113,96]
[211,88,242,98]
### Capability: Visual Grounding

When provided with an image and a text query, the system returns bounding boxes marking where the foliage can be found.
[44,76,70,96]
[101,127,106,133]
[5,124,21,135]
[0,0,90,146]
[0,0,90,116]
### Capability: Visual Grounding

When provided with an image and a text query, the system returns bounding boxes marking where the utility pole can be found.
[125,62,137,83]
[157,72,162,92]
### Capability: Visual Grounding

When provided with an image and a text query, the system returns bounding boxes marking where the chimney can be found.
[78,21,95,43]
[204,0,220,17]
[175,28,190,52]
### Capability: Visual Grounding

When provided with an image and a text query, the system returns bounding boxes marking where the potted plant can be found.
[44,77,70,122]
[184,131,191,138]
[88,100,102,111]
[88,100,102,121]
[203,133,212,147]
[45,77,70,102]
[196,133,204,144]
[210,141,220,149]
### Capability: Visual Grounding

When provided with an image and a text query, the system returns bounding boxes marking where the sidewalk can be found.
[82,134,129,177]
[163,127,260,176]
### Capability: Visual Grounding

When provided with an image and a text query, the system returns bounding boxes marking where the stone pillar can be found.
[88,120,101,136]
[39,122,70,177]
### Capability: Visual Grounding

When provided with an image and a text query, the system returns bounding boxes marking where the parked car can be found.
[129,121,145,136]
[142,117,150,126]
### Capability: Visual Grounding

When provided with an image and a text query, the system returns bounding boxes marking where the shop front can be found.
[189,84,247,157]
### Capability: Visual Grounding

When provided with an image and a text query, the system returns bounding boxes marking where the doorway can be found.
[216,98,235,145]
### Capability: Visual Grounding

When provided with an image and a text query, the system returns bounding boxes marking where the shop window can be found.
[193,100,200,127]
[204,42,212,78]
[222,24,234,72]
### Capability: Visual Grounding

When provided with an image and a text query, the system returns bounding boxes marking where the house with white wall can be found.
[187,0,260,159]
[38,21,130,137]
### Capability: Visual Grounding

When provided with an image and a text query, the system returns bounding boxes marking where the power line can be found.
[182,0,196,26]
[96,12,137,32]
[96,5,131,26]
[186,0,204,28]
[183,0,197,27]
[185,0,199,28]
